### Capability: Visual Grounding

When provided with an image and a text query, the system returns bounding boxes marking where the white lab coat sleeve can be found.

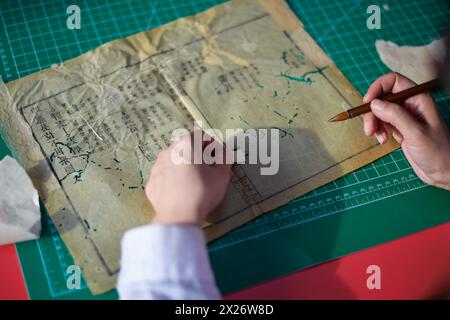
[117,224,221,300]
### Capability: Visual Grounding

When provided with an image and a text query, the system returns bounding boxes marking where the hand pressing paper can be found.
[0,0,398,292]
[0,155,41,245]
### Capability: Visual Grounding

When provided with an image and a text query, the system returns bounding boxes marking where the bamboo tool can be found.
[328,79,441,122]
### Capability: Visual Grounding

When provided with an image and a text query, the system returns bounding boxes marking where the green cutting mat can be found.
[1,0,450,299]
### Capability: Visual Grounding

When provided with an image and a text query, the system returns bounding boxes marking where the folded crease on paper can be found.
[0,155,41,245]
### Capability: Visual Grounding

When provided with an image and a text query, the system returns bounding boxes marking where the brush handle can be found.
[348,79,441,118]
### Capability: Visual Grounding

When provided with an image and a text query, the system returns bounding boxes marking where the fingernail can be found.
[371,99,384,112]
[375,132,384,144]
[392,132,403,144]
[363,125,369,136]
[173,135,183,143]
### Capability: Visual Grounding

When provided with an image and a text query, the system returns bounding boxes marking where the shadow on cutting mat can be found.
[208,127,356,298]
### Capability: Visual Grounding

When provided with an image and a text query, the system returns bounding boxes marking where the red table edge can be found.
[224,221,450,300]
[0,244,29,300]
[1,222,450,300]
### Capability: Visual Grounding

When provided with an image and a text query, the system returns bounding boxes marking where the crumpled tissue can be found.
[0,155,41,245]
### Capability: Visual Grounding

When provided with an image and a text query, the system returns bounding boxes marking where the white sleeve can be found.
[117,224,221,300]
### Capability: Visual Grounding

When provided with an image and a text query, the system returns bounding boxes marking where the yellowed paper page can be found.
[0,0,398,293]
[156,0,398,238]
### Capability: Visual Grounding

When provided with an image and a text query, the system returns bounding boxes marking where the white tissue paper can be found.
[0,155,41,245]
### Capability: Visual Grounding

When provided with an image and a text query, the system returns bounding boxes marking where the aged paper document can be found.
[0,0,398,293]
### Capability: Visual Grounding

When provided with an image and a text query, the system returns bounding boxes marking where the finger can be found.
[170,133,190,163]
[203,139,236,165]
[362,112,379,136]
[148,163,161,182]
[169,138,190,164]
[363,72,416,102]
[392,131,404,144]
[190,130,225,164]
[406,92,443,128]
[374,124,388,144]
[364,73,441,129]
[190,130,219,149]
[187,130,205,163]
[156,147,170,163]
[370,99,423,141]
[201,131,215,149]
[203,140,223,165]
[382,122,404,144]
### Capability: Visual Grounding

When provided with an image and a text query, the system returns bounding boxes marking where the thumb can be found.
[370,99,423,141]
